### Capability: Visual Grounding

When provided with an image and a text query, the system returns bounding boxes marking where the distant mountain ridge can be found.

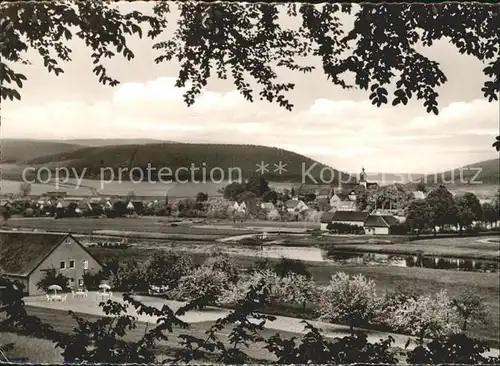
[415,158,499,186]
[0,139,84,164]
[52,138,177,147]
[22,142,351,183]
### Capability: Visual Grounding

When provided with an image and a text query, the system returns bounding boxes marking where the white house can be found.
[286,200,308,213]
[260,202,275,211]
[233,201,247,213]
[364,215,400,235]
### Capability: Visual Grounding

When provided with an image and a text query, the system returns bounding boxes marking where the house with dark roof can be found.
[320,211,336,231]
[364,215,401,235]
[0,232,102,295]
[330,211,370,227]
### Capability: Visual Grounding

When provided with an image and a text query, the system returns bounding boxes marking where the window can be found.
[69,260,75,268]
[65,239,71,245]
[60,261,66,270]
[78,279,84,287]
[82,260,88,270]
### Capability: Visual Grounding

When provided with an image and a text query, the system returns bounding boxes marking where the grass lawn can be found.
[21,306,282,362]
[0,332,63,363]
[19,307,413,363]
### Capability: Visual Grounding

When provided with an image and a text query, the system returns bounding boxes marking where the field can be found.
[2,217,254,238]
[0,176,304,198]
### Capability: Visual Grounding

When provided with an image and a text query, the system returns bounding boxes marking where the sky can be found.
[2,2,499,175]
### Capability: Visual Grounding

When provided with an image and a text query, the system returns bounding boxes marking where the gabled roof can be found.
[364,215,390,228]
[89,202,103,211]
[77,200,92,210]
[0,232,69,276]
[0,232,102,277]
[332,211,369,222]
[261,202,275,210]
[381,215,401,226]
[286,200,304,208]
[320,211,335,223]
[315,186,332,196]
[412,191,426,200]
[364,214,400,228]
[331,193,350,201]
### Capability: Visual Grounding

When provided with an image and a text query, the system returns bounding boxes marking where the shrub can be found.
[267,323,397,364]
[221,270,317,312]
[172,265,229,309]
[273,257,311,279]
[407,334,498,364]
[144,251,195,291]
[239,237,264,246]
[36,268,70,293]
[326,222,364,234]
[386,289,460,343]
[220,270,282,305]
[318,272,380,332]
[279,273,318,310]
[452,289,489,332]
[203,250,240,283]
[108,259,148,293]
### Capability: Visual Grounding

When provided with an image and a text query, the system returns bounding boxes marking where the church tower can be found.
[359,167,367,189]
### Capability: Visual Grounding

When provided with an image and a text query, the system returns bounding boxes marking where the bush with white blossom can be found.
[386,289,461,342]
[318,272,380,332]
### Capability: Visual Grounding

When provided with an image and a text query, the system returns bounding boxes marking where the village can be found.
[1,167,498,237]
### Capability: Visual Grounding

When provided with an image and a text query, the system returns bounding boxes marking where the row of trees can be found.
[406,186,500,235]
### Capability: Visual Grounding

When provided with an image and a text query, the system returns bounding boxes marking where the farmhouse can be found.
[364,215,401,235]
[0,232,102,295]
[330,211,370,227]
[286,200,308,213]
[412,191,427,200]
[233,201,247,213]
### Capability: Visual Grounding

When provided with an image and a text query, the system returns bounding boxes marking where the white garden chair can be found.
[46,294,52,302]
[61,294,68,302]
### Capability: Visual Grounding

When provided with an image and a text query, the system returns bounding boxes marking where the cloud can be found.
[3,77,498,174]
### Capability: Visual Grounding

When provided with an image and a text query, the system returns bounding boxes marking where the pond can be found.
[243,245,499,273]
[326,251,499,273]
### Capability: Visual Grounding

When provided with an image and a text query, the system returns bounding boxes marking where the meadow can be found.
[2,217,253,237]
[0,176,300,198]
